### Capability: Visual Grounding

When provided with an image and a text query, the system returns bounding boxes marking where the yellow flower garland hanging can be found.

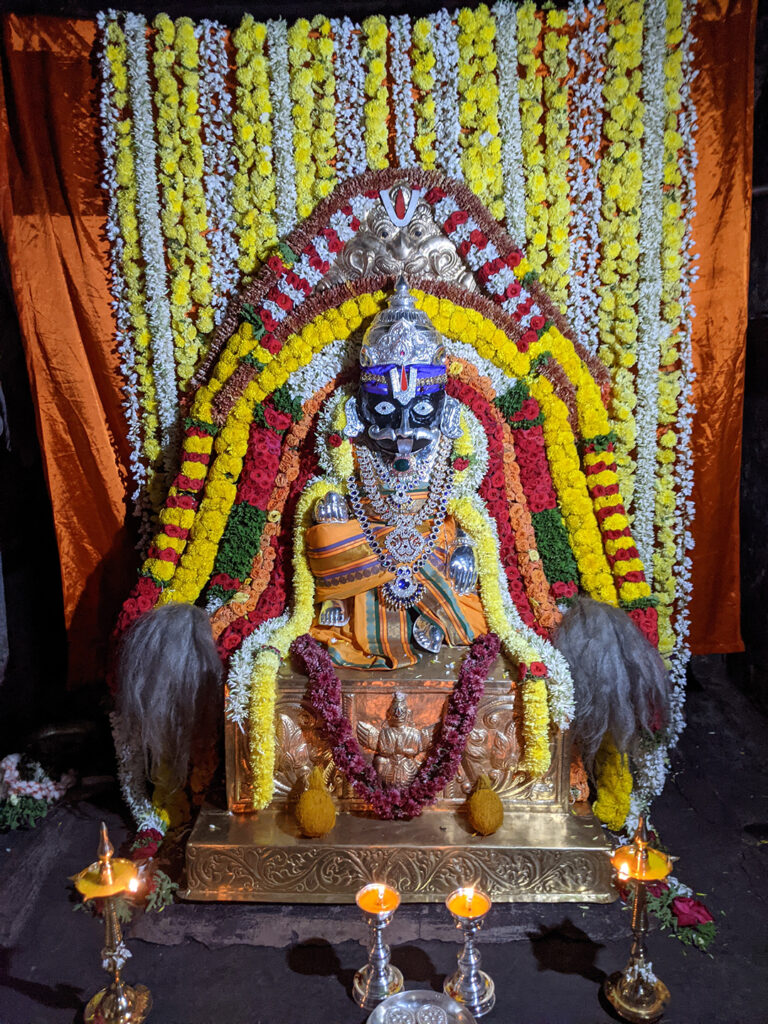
[309,16,338,204]
[232,16,277,274]
[362,15,389,170]
[457,5,504,220]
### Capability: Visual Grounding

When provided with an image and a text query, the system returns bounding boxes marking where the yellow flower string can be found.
[592,734,633,831]
[152,17,212,388]
[288,19,315,220]
[519,678,551,776]
[412,18,437,170]
[232,16,277,274]
[597,0,645,506]
[362,15,389,170]
[517,3,546,275]
[457,5,504,219]
[309,16,337,204]
[249,479,334,807]
[530,376,617,604]
[540,10,571,307]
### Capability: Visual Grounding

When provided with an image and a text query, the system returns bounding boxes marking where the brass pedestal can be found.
[186,648,614,903]
[183,806,614,903]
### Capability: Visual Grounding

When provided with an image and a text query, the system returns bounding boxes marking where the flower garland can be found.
[540,10,571,308]
[97,13,149,533]
[362,16,389,171]
[232,16,277,275]
[267,18,297,238]
[411,18,437,170]
[288,19,315,220]
[566,0,607,350]
[596,0,645,508]
[429,8,463,180]
[123,12,178,460]
[332,17,367,179]
[633,0,667,580]
[517,3,547,276]
[456,5,503,219]
[196,20,239,323]
[493,1,526,243]
[390,15,417,168]
[308,17,338,204]
[153,15,212,387]
[292,632,501,819]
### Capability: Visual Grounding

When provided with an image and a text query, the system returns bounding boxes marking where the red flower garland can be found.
[291,631,501,820]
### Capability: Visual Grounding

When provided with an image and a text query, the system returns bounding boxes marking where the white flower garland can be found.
[197,20,240,324]
[267,19,297,238]
[96,13,148,531]
[668,0,699,724]
[331,17,367,180]
[123,13,178,458]
[429,8,463,181]
[390,15,417,168]
[493,2,526,243]
[226,611,291,724]
[110,710,168,834]
[566,0,607,350]
[633,0,667,580]
[452,408,489,499]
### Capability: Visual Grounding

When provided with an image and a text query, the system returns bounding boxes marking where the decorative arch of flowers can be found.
[115,168,667,833]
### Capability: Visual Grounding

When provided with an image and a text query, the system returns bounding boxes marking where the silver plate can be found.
[367,990,477,1024]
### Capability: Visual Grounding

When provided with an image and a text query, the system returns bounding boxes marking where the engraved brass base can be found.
[183,806,615,903]
[603,972,670,1023]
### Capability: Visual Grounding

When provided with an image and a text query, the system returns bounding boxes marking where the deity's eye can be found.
[413,400,434,417]
[374,400,396,416]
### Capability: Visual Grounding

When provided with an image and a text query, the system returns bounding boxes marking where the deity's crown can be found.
[359,277,446,370]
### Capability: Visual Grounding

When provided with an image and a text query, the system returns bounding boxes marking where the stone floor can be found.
[1,655,767,1024]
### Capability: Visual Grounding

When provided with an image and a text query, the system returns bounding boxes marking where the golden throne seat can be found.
[183,649,614,903]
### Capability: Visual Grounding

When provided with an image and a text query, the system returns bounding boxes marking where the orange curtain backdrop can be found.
[0,7,755,682]
[0,16,136,684]
[687,0,755,653]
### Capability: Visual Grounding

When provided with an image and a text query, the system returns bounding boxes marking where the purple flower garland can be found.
[290,632,501,820]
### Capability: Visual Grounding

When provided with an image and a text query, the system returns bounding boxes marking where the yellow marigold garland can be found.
[249,478,335,807]
[288,19,315,220]
[362,15,389,170]
[517,3,547,275]
[456,5,504,219]
[540,10,571,308]
[592,734,633,831]
[231,16,277,274]
[518,678,551,775]
[412,18,437,169]
[309,16,338,204]
[597,0,645,506]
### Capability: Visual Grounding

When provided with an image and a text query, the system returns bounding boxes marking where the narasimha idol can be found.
[113,173,669,901]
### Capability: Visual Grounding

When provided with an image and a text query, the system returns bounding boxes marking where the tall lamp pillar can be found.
[72,822,152,1024]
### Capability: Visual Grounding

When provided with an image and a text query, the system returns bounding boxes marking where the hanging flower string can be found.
[292,631,501,820]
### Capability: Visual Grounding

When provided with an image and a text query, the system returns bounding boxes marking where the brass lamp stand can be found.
[603,817,673,1023]
[72,822,152,1024]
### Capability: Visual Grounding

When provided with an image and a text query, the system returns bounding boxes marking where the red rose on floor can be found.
[328,432,343,448]
[647,880,669,898]
[671,896,714,927]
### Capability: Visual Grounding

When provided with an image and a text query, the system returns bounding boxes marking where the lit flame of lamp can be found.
[603,816,674,1024]
[71,822,152,1024]
[352,882,403,1011]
